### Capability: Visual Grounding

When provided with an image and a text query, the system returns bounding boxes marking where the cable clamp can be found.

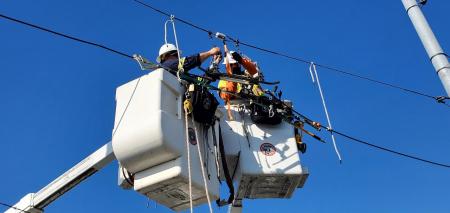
[215,32,226,40]
[435,96,449,103]
[207,31,213,39]
[133,54,160,71]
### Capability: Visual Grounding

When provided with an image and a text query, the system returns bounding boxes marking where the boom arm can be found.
[5,142,115,213]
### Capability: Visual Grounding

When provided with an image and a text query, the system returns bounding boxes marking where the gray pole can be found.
[401,0,450,96]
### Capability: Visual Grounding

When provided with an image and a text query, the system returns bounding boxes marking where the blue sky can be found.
[1,0,449,212]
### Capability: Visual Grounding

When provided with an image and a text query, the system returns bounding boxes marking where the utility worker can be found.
[218,50,264,102]
[156,43,221,73]
[218,46,264,119]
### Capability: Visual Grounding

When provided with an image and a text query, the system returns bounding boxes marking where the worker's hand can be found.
[231,52,243,63]
[209,47,221,55]
[213,54,222,64]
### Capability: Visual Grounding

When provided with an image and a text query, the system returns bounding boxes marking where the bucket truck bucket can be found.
[220,106,309,199]
[112,68,185,173]
[112,69,219,211]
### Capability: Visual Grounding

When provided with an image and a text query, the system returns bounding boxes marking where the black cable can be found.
[203,78,450,169]
[1,6,448,168]
[1,8,445,106]
[133,0,213,35]
[228,36,439,101]
[0,14,133,59]
[0,13,145,139]
[132,0,448,106]
[314,63,437,99]
[325,128,450,168]
[0,201,32,213]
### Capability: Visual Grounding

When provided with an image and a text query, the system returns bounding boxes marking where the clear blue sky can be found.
[1,0,449,212]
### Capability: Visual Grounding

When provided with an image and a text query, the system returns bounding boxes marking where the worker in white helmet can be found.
[156,43,221,73]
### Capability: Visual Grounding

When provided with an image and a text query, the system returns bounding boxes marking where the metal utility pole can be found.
[401,0,450,96]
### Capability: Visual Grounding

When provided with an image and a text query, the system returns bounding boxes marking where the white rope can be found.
[169,15,184,82]
[184,108,194,213]
[191,117,214,213]
[309,62,343,163]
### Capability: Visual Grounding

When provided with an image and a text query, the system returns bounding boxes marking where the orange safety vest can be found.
[218,56,259,101]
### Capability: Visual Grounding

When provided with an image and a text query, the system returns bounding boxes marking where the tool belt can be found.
[187,85,219,126]
[250,96,282,125]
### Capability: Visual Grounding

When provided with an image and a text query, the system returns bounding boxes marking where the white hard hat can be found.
[222,51,238,64]
[156,43,180,63]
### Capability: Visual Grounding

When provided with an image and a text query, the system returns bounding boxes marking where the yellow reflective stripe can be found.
[218,80,227,89]
[178,57,186,71]
[252,85,264,96]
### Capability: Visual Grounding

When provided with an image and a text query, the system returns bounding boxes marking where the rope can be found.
[309,63,342,163]
[183,107,194,213]
[112,77,141,138]
[168,15,185,82]
[191,117,214,213]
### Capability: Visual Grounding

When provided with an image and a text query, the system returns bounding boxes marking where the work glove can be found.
[231,52,243,63]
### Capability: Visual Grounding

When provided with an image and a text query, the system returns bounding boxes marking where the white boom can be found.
[5,142,115,213]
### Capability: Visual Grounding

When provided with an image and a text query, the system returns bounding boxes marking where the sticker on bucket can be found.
[188,128,197,145]
[260,143,276,156]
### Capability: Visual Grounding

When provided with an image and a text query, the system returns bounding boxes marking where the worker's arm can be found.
[181,47,220,72]
[223,44,233,76]
[231,52,258,76]
[199,47,221,63]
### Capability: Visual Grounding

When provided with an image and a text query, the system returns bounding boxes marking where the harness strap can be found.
[216,122,235,206]
[211,123,222,183]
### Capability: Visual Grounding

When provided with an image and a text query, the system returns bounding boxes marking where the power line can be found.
[186,74,450,169]
[0,201,31,213]
[283,96,450,169]
[289,103,450,168]
[132,0,449,106]
[0,14,133,59]
[328,128,450,168]
[0,12,148,149]
[1,11,448,169]
[133,0,213,36]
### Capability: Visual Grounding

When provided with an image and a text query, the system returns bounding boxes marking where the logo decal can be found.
[260,143,276,156]
[188,128,197,145]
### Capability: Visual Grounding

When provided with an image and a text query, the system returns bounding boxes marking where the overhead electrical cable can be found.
[286,107,450,168]
[205,82,450,169]
[132,0,449,106]
[0,14,133,59]
[1,13,448,169]
[327,128,450,168]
